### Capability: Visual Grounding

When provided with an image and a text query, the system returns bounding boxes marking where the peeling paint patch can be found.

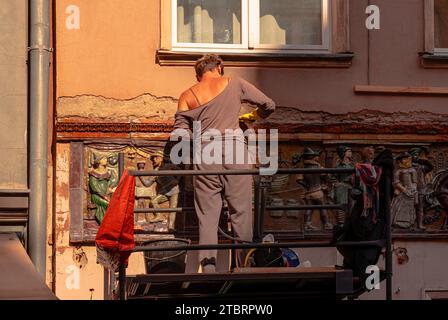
[56,245,69,255]
[57,93,178,121]
[73,247,88,269]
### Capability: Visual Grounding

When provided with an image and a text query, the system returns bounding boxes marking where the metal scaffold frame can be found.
[116,157,392,301]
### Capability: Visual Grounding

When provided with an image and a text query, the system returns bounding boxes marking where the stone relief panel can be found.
[74,141,195,243]
[69,140,448,244]
[59,94,448,243]
[261,143,448,235]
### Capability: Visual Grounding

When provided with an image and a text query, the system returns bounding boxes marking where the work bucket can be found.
[143,238,190,274]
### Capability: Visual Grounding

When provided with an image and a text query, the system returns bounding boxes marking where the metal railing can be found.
[116,154,393,301]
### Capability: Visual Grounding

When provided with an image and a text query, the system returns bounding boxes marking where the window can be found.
[422,0,448,67]
[434,0,448,53]
[423,289,448,300]
[174,0,247,49]
[172,0,331,53]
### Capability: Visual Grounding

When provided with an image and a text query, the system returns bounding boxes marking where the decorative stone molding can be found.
[57,103,448,138]
[57,122,173,133]
[57,93,178,122]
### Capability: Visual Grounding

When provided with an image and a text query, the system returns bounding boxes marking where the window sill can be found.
[156,50,354,68]
[420,53,448,68]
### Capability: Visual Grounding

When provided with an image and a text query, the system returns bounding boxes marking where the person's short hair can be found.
[195,54,223,78]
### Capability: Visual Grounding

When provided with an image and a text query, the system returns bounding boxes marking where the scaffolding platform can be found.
[125,266,367,300]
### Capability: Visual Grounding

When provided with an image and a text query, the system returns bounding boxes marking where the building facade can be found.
[46,0,448,299]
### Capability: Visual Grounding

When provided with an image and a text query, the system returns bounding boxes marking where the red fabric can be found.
[95,170,135,263]
[355,163,382,224]
[356,163,382,187]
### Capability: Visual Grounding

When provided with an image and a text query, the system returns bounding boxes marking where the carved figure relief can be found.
[329,145,354,227]
[410,147,434,230]
[137,150,180,232]
[391,152,419,230]
[74,142,448,244]
[84,144,181,234]
[262,143,447,234]
[88,153,118,224]
[295,148,332,231]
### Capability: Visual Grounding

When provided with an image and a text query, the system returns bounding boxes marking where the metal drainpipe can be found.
[29,0,51,279]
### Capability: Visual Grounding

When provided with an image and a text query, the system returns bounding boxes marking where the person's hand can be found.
[239,109,261,123]
[404,189,415,198]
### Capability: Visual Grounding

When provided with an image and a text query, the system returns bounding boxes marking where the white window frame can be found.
[422,288,448,300]
[435,48,448,54]
[171,0,331,53]
[426,0,448,55]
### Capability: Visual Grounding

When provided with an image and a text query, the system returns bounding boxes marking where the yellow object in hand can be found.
[239,109,261,123]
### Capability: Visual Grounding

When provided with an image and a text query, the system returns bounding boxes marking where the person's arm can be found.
[89,176,110,203]
[239,78,276,122]
[173,91,192,132]
[418,158,434,174]
[295,174,307,190]
[177,92,189,113]
[139,176,156,188]
[393,170,406,194]
[411,169,418,186]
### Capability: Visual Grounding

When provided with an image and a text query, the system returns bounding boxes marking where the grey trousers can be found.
[193,162,253,265]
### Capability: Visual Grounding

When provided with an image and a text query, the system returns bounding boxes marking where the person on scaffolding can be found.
[174,54,276,273]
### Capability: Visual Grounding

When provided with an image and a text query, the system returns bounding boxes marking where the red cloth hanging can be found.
[354,163,382,224]
[95,170,135,270]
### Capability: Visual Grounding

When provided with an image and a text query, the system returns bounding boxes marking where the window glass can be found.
[434,0,448,48]
[259,0,322,46]
[177,0,242,44]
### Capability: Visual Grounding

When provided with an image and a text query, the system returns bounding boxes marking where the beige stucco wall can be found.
[0,0,28,189]
[360,241,448,300]
[54,143,146,300]
[56,0,448,114]
[297,244,448,300]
